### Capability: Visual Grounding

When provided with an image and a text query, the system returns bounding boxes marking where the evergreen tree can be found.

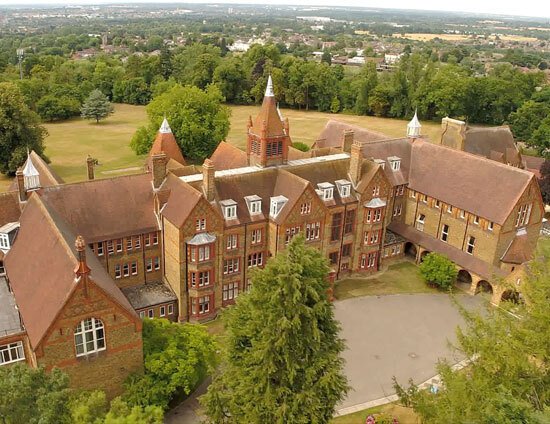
[201,236,348,424]
[81,89,114,123]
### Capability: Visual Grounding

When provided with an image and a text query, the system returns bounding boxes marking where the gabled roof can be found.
[149,121,186,166]
[160,173,203,227]
[314,120,390,150]
[39,173,158,243]
[361,137,412,187]
[9,151,64,191]
[4,195,136,348]
[501,229,533,264]
[210,141,247,171]
[463,126,521,166]
[251,80,285,138]
[0,192,21,227]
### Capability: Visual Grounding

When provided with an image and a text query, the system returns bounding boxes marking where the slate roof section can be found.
[4,195,136,348]
[121,281,177,310]
[39,173,159,243]
[314,120,390,150]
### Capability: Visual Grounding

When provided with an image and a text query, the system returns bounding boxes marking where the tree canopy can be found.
[81,89,114,123]
[395,251,550,423]
[419,252,458,290]
[0,82,47,175]
[201,236,348,424]
[130,84,230,161]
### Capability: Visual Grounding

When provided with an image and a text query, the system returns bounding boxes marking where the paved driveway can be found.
[335,293,484,410]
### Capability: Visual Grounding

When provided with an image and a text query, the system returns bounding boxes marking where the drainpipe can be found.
[336,203,348,280]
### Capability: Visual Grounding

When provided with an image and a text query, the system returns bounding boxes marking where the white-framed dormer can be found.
[220,199,238,220]
[270,195,288,218]
[335,179,352,198]
[373,159,385,169]
[244,195,262,216]
[388,156,401,171]
[0,222,20,253]
[317,182,335,201]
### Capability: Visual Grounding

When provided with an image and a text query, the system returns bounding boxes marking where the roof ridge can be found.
[43,172,148,190]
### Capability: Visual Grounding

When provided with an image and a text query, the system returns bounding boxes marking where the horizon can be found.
[1,1,550,21]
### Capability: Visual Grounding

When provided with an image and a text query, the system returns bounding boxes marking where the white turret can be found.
[159,117,172,134]
[264,75,274,97]
[23,151,40,190]
[407,109,422,138]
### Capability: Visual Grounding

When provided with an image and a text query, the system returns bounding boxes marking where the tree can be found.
[81,89,114,123]
[419,252,458,290]
[530,116,550,156]
[539,160,550,204]
[103,398,163,424]
[0,365,72,424]
[130,84,230,161]
[37,95,81,121]
[509,100,550,142]
[395,252,550,423]
[0,82,47,175]
[201,236,348,423]
[321,50,332,66]
[124,318,217,410]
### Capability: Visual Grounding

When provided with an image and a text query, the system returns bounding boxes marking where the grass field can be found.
[0,102,442,190]
[331,403,419,424]
[334,261,437,300]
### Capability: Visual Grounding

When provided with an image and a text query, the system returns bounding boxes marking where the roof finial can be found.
[74,235,91,278]
[407,108,422,138]
[265,75,274,97]
[159,117,172,134]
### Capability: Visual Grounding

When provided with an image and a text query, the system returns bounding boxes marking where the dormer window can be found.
[270,195,288,218]
[0,222,19,252]
[317,182,334,201]
[335,179,352,198]
[388,156,401,171]
[220,199,238,220]
[244,195,262,215]
[373,159,385,169]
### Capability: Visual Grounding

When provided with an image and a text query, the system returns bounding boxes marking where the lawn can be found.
[334,261,437,300]
[0,102,442,191]
[331,403,419,424]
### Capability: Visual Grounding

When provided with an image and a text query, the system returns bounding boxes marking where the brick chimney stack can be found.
[87,156,95,180]
[151,152,167,190]
[342,129,355,153]
[349,139,363,187]
[16,169,26,202]
[202,159,215,202]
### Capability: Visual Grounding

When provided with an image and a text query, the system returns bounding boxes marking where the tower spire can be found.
[159,117,172,134]
[407,108,422,138]
[265,75,274,97]
[22,150,40,190]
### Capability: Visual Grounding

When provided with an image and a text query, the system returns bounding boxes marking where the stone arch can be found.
[457,269,472,284]
[501,289,522,304]
[419,250,431,262]
[404,242,417,259]
[475,280,493,294]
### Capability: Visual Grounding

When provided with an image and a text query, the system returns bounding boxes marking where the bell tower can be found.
[247,76,291,167]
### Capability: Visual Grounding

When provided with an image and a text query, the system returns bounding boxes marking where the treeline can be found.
[0,41,546,127]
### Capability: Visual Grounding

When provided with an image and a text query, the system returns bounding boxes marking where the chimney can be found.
[16,169,26,202]
[203,158,215,202]
[283,117,290,136]
[342,129,354,153]
[152,152,167,190]
[349,139,362,186]
[86,156,95,180]
[74,235,91,278]
[247,115,253,132]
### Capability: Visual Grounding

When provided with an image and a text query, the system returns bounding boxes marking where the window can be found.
[374,209,382,222]
[342,243,352,257]
[97,242,104,256]
[152,233,159,245]
[199,296,211,314]
[160,306,166,317]
[139,311,145,319]
[199,271,210,286]
[329,251,339,265]
[393,204,402,216]
[390,159,400,171]
[460,210,466,219]
[416,214,425,231]
[123,263,129,277]
[148,309,154,318]
[323,187,334,200]
[0,341,25,365]
[367,253,377,268]
[131,261,137,275]
[270,196,288,217]
[223,258,240,275]
[126,237,133,251]
[344,209,355,234]
[305,222,321,241]
[114,264,121,279]
[372,185,380,196]
[360,255,366,269]
[397,186,404,196]
[154,257,160,270]
[410,189,416,199]
[331,212,342,242]
[224,204,237,220]
[369,231,379,244]
[114,239,122,253]
[473,215,480,225]
[196,218,206,231]
[145,234,151,247]
[285,226,300,244]
[168,304,174,315]
[226,234,238,250]
[447,205,453,214]
[441,224,449,242]
[336,180,352,198]
[421,194,428,204]
[146,258,153,272]
[248,252,263,267]
[251,229,262,244]
[488,221,494,231]
[134,236,141,249]
[223,282,239,301]
[198,245,210,261]
[267,140,283,157]
[0,235,9,250]
[74,318,105,357]
[435,200,440,209]
[107,241,114,255]
[467,236,475,255]
[249,200,261,215]
[300,202,311,215]
[516,203,532,227]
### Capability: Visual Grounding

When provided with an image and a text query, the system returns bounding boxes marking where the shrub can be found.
[419,252,457,290]
[292,141,310,152]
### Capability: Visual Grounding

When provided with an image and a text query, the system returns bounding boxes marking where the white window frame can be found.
[74,318,106,357]
[251,228,262,244]
[323,187,334,201]
[226,234,238,250]
[168,304,174,315]
[372,185,380,196]
[300,202,311,215]
[0,341,25,365]
[249,200,261,215]
[160,306,166,317]
[441,224,449,242]
[148,309,154,318]
[224,205,237,220]
[488,221,494,231]
[467,236,475,255]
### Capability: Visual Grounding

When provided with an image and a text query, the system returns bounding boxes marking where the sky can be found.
[1,0,549,20]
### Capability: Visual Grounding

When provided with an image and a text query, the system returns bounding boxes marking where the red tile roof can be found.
[150,132,186,166]
[251,96,285,138]
[210,141,247,170]
[314,120,390,149]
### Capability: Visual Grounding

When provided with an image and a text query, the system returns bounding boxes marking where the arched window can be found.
[74,318,105,357]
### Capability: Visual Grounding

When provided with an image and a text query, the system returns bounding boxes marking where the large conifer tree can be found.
[201,236,348,423]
